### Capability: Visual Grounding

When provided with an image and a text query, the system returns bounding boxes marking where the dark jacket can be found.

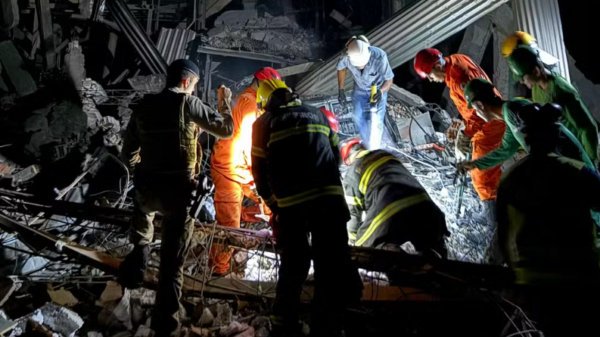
[343,150,447,248]
[497,153,600,285]
[121,88,233,178]
[251,99,348,219]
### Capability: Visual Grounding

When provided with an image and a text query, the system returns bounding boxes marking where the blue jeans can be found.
[352,89,388,150]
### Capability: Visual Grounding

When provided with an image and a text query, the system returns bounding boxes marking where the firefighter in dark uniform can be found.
[341,139,449,257]
[251,79,361,337]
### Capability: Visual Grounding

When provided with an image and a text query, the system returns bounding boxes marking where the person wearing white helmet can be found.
[337,35,394,150]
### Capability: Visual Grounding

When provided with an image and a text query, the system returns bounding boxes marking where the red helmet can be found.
[254,67,281,81]
[414,48,443,79]
[341,138,362,166]
[320,107,339,133]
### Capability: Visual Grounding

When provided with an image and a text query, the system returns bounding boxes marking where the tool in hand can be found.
[369,81,379,113]
[250,183,270,222]
[190,176,215,220]
[455,154,471,218]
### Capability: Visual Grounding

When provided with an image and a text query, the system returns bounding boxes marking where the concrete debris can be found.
[88,332,104,337]
[130,288,156,307]
[127,75,166,93]
[0,40,37,97]
[118,107,134,130]
[82,79,109,105]
[212,303,232,328]
[133,325,154,337]
[24,113,50,133]
[220,321,254,337]
[97,281,123,306]
[0,310,17,335]
[11,165,41,186]
[190,325,211,337]
[250,317,269,337]
[47,288,79,307]
[197,308,214,327]
[31,302,84,337]
[64,41,86,91]
[98,288,133,331]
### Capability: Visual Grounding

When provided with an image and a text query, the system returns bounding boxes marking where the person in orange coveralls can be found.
[209,67,281,275]
[414,48,506,225]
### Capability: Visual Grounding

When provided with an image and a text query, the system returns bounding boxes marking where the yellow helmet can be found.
[256,78,289,111]
[502,31,537,58]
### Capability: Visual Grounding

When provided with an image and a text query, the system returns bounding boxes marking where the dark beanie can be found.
[167,59,200,78]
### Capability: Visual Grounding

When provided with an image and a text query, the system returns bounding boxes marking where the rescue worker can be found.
[341,138,449,257]
[337,35,394,150]
[507,44,599,166]
[119,59,234,337]
[457,79,594,172]
[414,48,506,224]
[209,67,281,275]
[251,79,360,336]
[496,103,600,336]
[501,31,559,69]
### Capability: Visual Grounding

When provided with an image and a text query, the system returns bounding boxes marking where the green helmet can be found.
[507,45,541,80]
[464,78,497,109]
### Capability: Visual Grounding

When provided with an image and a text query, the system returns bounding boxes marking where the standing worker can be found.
[209,67,281,275]
[337,35,394,150]
[496,103,600,337]
[457,79,594,172]
[414,48,506,224]
[341,138,449,257]
[507,44,598,166]
[251,79,360,336]
[119,59,234,337]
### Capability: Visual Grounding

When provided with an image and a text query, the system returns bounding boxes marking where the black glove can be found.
[338,89,348,110]
[372,89,383,105]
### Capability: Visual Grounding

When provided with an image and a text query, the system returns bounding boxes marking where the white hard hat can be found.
[348,39,371,67]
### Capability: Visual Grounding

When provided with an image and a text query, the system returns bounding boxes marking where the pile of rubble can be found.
[205,10,318,61]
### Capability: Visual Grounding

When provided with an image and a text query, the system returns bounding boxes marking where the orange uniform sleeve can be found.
[447,55,500,138]
[236,96,258,171]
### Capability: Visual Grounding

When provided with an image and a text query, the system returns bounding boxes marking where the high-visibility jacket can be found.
[343,150,448,248]
[497,153,600,285]
[211,87,258,184]
[121,88,233,178]
[445,54,507,201]
[251,100,349,219]
[532,71,599,165]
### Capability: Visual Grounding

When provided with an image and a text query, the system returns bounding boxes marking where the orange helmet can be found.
[320,107,339,133]
[341,138,363,165]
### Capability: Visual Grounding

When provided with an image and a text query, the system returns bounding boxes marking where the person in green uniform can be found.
[507,44,599,166]
[457,78,594,173]
[496,103,600,337]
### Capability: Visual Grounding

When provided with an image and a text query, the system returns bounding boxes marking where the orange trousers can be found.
[210,168,271,274]
[470,120,506,201]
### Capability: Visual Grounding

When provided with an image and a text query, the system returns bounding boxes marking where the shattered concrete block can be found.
[130,288,156,307]
[47,288,79,307]
[97,281,123,306]
[12,165,40,186]
[31,303,84,337]
[219,322,253,337]
[212,303,232,327]
[250,31,267,41]
[82,79,109,105]
[64,41,86,91]
[0,41,37,97]
[197,308,214,327]
[98,288,133,331]
[133,325,154,337]
[127,74,166,93]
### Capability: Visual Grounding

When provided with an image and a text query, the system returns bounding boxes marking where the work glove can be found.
[372,89,383,105]
[454,131,472,161]
[456,161,476,175]
[338,89,348,110]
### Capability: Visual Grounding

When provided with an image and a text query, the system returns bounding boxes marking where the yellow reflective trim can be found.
[251,146,268,158]
[265,194,276,206]
[348,232,357,240]
[330,133,340,147]
[359,156,398,194]
[276,186,344,208]
[356,193,430,247]
[345,195,363,206]
[268,124,330,146]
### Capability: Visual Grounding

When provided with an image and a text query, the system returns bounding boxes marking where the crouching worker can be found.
[341,138,449,257]
[497,103,600,337]
[251,79,361,337]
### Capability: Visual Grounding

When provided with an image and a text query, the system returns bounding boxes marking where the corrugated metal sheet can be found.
[156,28,196,65]
[513,0,570,81]
[296,0,509,95]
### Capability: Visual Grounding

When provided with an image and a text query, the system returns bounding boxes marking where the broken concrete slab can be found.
[130,288,156,307]
[47,288,79,307]
[213,302,232,327]
[64,41,86,91]
[12,165,41,186]
[31,302,84,337]
[0,41,37,97]
[97,280,123,306]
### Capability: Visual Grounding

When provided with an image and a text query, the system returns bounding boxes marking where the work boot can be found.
[119,244,150,288]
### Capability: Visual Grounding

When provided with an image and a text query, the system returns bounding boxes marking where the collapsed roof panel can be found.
[295,0,509,95]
